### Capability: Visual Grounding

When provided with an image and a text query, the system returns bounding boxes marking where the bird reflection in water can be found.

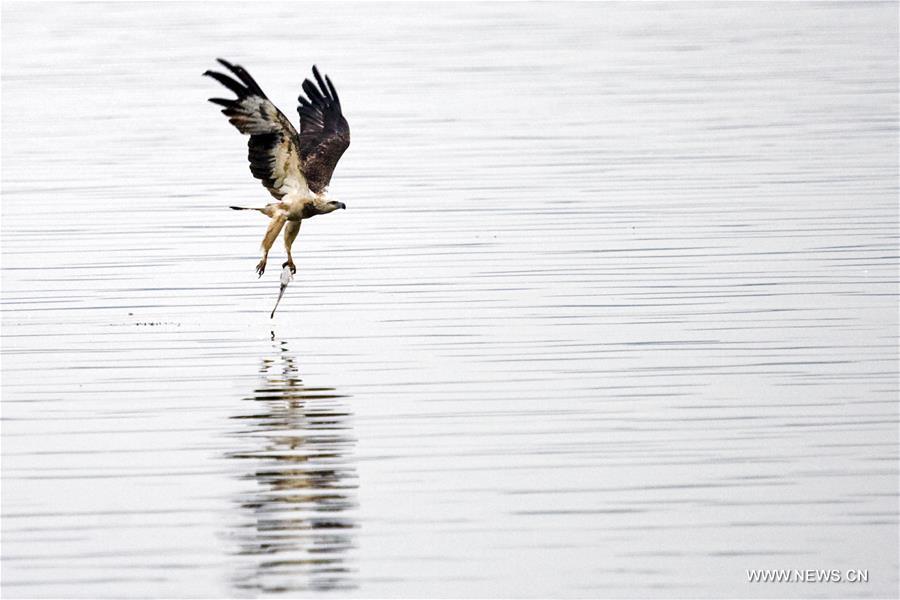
[227,334,357,594]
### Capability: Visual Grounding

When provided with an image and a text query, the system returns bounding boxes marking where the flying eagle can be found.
[204,58,350,277]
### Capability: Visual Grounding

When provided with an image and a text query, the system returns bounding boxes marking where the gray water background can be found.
[2,2,898,598]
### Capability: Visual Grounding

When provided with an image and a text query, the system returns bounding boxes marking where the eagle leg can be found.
[282,221,301,274]
[257,213,288,278]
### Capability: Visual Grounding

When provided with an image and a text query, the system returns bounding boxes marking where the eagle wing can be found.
[205,59,308,200]
[296,66,351,194]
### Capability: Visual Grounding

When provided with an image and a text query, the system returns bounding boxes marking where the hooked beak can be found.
[339,203,347,210]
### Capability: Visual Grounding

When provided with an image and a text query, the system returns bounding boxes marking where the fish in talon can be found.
[270,265,293,319]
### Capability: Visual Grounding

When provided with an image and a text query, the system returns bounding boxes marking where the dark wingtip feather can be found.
[215,57,268,98]
[208,97,233,107]
[325,75,340,105]
[302,79,324,104]
[205,70,247,97]
[312,65,331,101]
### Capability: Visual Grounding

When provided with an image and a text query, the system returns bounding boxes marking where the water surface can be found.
[2,2,898,598]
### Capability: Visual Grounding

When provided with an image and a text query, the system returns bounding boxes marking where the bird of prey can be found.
[204,58,349,277]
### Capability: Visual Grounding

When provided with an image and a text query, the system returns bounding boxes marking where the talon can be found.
[256,260,266,277]
[282,260,296,274]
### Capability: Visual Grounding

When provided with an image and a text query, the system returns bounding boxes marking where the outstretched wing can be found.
[204,58,308,200]
[296,66,351,194]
